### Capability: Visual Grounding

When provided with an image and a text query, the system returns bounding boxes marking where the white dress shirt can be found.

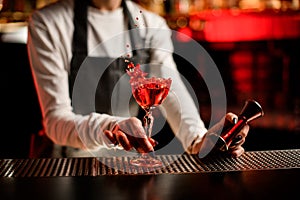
[27,0,207,156]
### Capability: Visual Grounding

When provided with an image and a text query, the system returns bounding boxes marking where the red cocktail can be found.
[132,78,171,112]
[127,62,172,167]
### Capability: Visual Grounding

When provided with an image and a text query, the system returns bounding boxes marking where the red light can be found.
[230,51,253,92]
[191,10,300,42]
[176,27,193,42]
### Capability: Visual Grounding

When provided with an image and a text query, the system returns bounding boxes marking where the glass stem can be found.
[143,109,154,138]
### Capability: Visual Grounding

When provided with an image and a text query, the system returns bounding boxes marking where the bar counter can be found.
[1,149,300,200]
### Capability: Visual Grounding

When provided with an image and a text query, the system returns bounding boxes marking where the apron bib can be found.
[59,0,150,157]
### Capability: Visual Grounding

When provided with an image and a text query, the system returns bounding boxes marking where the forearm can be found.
[44,111,125,150]
[149,52,207,151]
[162,75,208,151]
[148,29,208,151]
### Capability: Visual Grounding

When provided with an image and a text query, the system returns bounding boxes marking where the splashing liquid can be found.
[126,62,171,111]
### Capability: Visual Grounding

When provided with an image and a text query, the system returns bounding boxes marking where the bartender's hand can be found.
[104,117,156,153]
[192,113,249,157]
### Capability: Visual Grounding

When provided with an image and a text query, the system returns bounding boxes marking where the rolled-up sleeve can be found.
[27,9,125,150]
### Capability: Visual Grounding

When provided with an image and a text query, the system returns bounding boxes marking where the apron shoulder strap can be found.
[69,0,89,97]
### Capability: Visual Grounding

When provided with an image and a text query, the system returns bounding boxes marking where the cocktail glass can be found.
[127,63,172,167]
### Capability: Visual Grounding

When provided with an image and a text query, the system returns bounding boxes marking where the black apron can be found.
[59,0,151,157]
[70,0,150,115]
[63,0,174,157]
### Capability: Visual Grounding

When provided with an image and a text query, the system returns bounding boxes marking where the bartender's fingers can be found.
[118,117,154,153]
[105,120,154,152]
[104,130,133,150]
[239,124,250,138]
[115,130,132,151]
[148,137,158,147]
[208,112,237,134]
[136,136,154,152]
[229,146,245,157]
[128,136,157,153]
[104,130,117,145]
[231,135,244,146]
[225,112,238,125]
[230,124,249,146]
[127,132,154,153]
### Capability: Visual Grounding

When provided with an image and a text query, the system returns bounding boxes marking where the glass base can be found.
[130,155,163,167]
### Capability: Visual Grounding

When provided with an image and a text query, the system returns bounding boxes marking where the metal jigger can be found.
[204,99,264,152]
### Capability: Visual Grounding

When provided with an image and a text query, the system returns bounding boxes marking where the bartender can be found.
[27,0,249,158]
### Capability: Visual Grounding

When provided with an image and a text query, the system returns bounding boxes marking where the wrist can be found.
[187,134,202,154]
